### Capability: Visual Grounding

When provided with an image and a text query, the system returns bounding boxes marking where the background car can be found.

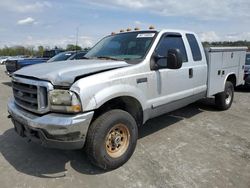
[5,49,63,75]
[244,52,250,86]
[47,50,88,63]
[0,57,9,65]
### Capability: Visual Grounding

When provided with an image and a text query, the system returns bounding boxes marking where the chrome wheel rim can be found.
[225,90,232,105]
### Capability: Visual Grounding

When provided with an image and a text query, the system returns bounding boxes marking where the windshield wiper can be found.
[96,56,119,61]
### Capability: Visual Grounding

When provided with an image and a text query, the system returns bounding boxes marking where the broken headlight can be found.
[49,90,82,113]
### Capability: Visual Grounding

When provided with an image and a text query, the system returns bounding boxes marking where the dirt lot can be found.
[0,65,249,188]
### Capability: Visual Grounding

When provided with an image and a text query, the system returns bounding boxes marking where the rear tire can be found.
[215,81,234,110]
[85,109,138,170]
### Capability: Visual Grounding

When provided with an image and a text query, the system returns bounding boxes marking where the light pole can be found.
[75,27,79,52]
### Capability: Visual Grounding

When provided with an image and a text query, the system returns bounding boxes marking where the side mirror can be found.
[151,48,183,70]
[166,49,183,69]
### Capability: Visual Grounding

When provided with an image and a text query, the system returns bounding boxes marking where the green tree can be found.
[37,46,44,57]
[66,44,82,51]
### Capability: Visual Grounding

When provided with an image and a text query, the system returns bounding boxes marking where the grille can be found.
[12,76,53,114]
[13,81,39,111]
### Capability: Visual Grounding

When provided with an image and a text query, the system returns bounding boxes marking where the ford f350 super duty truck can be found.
[8,29,247,170]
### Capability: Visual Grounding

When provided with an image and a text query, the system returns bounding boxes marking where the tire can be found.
[85,109,138,170]
[215,81,234,110]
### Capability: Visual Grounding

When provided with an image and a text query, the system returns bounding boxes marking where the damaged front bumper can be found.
[8,99,94,150]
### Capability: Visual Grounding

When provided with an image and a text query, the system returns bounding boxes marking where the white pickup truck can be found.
[8,29,247,170]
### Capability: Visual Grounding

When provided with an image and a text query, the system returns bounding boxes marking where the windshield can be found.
[85,31,157,63]
[47,51,75,62]
[246,54,250,65]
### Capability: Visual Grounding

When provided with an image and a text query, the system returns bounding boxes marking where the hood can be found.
[14,59,130,86]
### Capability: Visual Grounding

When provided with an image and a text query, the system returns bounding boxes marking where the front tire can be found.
[85,109,138,170]
[215,81,234,110]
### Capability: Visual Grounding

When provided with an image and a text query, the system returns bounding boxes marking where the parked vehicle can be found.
[0,56,24,65]
[244,52,250,86]
[5,49,63,75]
[0,56,9,65]
[47,51,88,63]
[8,29,247,170]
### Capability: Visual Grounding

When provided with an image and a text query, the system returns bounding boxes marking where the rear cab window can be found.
[246,54,250,65]
[186,34,202,61]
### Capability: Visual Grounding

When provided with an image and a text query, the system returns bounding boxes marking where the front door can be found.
[149,33,196,116]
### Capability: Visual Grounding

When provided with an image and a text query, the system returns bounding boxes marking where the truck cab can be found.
[7,29,246,170]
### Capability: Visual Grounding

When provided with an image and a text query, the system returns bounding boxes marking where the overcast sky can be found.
[0,0,250,48]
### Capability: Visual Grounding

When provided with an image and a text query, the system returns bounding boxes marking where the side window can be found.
[155,35,188,65]
[186,34,202,61]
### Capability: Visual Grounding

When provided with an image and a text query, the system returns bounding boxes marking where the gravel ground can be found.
[0,65,249,188]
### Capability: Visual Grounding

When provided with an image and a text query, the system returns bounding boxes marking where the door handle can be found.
[189,68,193,78]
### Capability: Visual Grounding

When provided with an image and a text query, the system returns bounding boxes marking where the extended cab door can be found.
[148,33,198,116]
[185,33,207,95]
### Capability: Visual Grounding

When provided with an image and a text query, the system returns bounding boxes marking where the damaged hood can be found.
[14,59,130,86]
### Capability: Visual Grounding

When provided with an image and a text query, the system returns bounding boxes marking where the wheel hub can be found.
[113,136,121,146]
[105,123,130,158]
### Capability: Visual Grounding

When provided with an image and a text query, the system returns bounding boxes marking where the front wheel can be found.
[215,81,234,110]
[85,109,138,170]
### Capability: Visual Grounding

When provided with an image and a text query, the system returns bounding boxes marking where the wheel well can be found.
[227,74,236,87]
[92,96,143,126]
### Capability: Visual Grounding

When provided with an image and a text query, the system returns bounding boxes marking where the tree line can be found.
[0,44,91,57]
[203,41,250,49]
[0,41,249,57]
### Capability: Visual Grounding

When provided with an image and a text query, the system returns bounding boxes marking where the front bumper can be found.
[8,99,94,150]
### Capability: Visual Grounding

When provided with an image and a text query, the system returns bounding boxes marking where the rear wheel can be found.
[85,109,138,170]
[215,81,234,110]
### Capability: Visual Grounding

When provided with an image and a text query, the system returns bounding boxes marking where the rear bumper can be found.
[245,74,250,85]
[8,99,94,150]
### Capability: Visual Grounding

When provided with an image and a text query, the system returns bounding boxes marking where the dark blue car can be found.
[5,49,63,76]
[5,50,88,76]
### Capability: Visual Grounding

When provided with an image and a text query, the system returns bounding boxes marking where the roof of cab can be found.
[110,29,196,36]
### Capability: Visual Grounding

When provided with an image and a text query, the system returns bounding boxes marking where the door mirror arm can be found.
[150,53,167,70]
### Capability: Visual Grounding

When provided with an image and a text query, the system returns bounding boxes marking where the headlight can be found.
[49,90,82,113]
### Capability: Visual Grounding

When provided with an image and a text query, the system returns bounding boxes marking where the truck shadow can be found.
[235,86,250,93]
[0,101,215,178]
[139,102,208,139]
[2,81,12,87]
